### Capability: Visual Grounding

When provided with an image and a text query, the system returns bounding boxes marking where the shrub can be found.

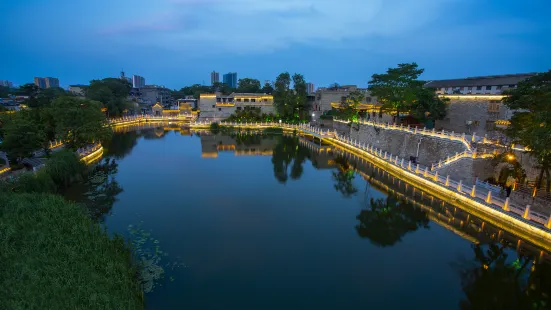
[0,192,144,309]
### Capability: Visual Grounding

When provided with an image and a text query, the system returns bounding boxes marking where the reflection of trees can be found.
[271,135,311,183]
[332,156,358,197]
[457,243,550,309]
[356,194,429,247]
[81,158,123,222]
[105,131,141,159]
[232,132,263,146]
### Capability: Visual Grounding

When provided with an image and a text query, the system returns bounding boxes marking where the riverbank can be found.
[0,152,144,310]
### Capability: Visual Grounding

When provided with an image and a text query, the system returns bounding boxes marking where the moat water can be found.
[66,126,551,310]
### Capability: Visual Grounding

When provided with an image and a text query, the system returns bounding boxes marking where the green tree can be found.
[410,87,448,126]
[368,63,425,123]
[51,97,112,149]
[0,112,46,163]
[86,78,132,117]
[237,78,261,93]
[273,72,293,119]
[337,90,365,121]
[502,70,551,191]
[356,194,429,247]
[261,82,274,94]
[292,74,309,120]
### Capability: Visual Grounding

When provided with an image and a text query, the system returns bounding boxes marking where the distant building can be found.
[45,77,59,88]
[68,85,88,96]
[223,72,237,89]
[140,85,173,105]
[211,71,219,85]
[132,75,146,88]
[34,77,46,89]
[198,92,273,119]
[34,77,59,89]
[425,73,535,137]
[306,83,315,95]
[0,80,14,88]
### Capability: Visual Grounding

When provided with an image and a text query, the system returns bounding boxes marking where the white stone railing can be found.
[109,114,195,126]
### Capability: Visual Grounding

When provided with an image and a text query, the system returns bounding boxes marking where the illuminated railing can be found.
[77,144,104,165]
[109,114,195,126]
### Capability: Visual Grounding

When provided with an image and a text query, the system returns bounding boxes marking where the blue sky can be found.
[1,0,550,89]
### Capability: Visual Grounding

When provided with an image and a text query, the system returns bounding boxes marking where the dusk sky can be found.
[1,0,550,89]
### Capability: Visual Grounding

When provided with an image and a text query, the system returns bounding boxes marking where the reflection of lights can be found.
[507,154,515,161]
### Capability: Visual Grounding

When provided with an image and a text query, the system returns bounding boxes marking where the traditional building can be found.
[314,85,378,114]
[198,92,274,119]
[425,73,535,137]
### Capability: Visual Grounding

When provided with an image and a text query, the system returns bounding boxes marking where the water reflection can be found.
[271,135,311,183]
[457,243,551,309]
[356,194,430,247]
[332,156,358,197]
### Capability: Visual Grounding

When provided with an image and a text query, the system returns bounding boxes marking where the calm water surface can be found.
[70,127,551,310]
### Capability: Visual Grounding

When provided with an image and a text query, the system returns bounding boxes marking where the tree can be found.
[261,82,274,94]
[237,78,261,93]
[337,90,365,121]
[50,97,112,149]
[292,74,309,120]
[86,78,132,117]
[502,70,551,191]
[273,72,293,119]
[410,87,448,126]
[0,112,46,163]
[368,63,425,123]
[356,194,429,247]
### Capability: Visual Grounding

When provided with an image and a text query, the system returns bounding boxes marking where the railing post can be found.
[486,190,492,204]
[523,205,531,220]
[400,158,404,167]
[383,152,387,159]
[408,161,412,170]
[471,185,476,197]
[424,167,428,177]
[546,215,551,229]
[434,171,439,181]
[416,164,420,174]
[503,198,509,211]
[472,133,476,142]
[457,180,462,192]
[445,175,450,186]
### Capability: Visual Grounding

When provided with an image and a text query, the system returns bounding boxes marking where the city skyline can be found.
[1,0,550,89]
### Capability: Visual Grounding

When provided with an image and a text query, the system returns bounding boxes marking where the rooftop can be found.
[424,73,536,88]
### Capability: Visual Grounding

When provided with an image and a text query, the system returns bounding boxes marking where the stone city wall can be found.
[346,122,467,167]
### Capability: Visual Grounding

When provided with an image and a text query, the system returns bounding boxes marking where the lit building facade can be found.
[425,73,535,137]
[198,92,274,119]
[140,85,173,105]
[223,72,237,89]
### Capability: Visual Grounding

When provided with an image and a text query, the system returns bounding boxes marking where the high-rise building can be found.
[211,71,219,85]
[45,77,59,88]
[34,77,46,89]
[0,80,14,87]
[132,75,146,88]
[223,72,237,89]
[306,83,315,95]
[35,77,59,88]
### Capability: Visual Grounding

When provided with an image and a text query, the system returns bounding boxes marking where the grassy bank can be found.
[0,192,144,310]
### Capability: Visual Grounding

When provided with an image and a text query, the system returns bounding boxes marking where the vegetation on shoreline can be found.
[0,192,144,310]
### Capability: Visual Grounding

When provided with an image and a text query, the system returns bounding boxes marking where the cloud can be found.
[97,0,466,53]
